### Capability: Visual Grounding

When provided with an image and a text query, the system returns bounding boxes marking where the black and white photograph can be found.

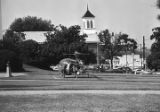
[0,0,160,111]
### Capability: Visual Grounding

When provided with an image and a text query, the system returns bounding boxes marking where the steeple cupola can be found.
[82,5,96,34]
[82,5,95,18]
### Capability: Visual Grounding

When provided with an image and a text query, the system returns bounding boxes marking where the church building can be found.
[81,5,100,64]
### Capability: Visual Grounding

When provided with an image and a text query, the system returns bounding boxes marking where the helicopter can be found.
[58,51,89,78]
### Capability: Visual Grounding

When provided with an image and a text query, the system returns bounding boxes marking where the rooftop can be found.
[82,5,95,18]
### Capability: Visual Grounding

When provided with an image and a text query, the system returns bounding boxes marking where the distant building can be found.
[106,54,143,69]
[118,54,142,69]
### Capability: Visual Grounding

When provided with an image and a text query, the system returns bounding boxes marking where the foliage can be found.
[98,30,120,68]
[146,1,160,70]
[98,29,137,69]
[150,27,160,41]
[0,30,25,72]
[147,52,160,71]
[0,49,23,72]
[9,16,54,32]
[2,29,25,53]
[147,27,160,71]
[41,25,95,65]
[2,16,55,70]
[118,34,137,51]
[23,25,95,69]
[19,40,40,63]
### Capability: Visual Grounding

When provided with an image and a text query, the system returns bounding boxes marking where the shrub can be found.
[0,49,24,72]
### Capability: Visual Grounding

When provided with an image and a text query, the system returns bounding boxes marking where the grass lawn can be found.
[0,94,160,112]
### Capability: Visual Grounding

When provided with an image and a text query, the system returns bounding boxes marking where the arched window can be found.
[83,21,86,29]
[87,20,90,29]
[90,20,93,28]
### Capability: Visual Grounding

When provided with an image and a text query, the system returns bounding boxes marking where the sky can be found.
[1,0,160,48]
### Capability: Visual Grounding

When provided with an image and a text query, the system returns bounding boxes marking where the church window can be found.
[83,21,86,29]
[87,20,90,28]
[90,20,93,28]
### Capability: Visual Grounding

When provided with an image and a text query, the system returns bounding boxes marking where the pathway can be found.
[0,90,160,95]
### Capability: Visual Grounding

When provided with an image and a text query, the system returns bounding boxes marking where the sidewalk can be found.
[0,64,57,79]
[0,72,27,78]
[1,90,160,95]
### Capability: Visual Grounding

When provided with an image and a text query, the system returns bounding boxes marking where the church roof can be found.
[82,6,95,18]
[85,34,100,43]
[23,31,47,43]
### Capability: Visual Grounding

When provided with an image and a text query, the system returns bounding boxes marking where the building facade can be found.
[106,54,143,69]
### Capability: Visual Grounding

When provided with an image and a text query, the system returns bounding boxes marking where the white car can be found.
[134,69,152,75]
[50,65,59,71]
[134,69,143,74]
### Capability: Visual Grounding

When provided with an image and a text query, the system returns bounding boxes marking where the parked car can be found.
[114,67,133,73]
[133,69,143,74]
[87,65,95,70]
[134,69,152,75]
[142,70,152,75]
[50,65,59,71]
[112,68,125,73]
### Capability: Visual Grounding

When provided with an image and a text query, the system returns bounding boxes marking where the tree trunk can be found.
[110,58,113,69]
[155,68,158,72]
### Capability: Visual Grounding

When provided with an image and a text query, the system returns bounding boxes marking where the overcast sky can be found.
[1,0,160,48]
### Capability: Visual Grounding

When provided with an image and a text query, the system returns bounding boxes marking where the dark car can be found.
[112,67,133,73]
[120,67,133,73]
[112,68,125,73]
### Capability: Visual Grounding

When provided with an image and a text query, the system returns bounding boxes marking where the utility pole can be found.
[0,0,2,39]
[143,36,145,70]
[96,42,99,65]
[139,44,142,68]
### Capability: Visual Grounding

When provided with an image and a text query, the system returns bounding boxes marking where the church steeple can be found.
[81,4,100,64]
[82,5,95,18]
[87,4,89,11]
[82,5,96,32]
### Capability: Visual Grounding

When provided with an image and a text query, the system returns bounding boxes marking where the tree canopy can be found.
[146,1,160,71]
[0,16,55,71]
[98,29,137,69]
[147,27,160,71]
[42,25,95,64]
[19,40,40,62]
[9,16,54,32]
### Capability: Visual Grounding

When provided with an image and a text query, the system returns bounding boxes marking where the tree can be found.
[0,30,25,72]
[41,25,95,65]
[98,29,137,69]
[0,49,23,72]
[19,40,40,63]
[9,16,54,32]
[118,34,137,51]
[150,27,160,41]
[2,16,56,70]
[147,27,160,71]
[147,52,160,71]
[146,1,160,71]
